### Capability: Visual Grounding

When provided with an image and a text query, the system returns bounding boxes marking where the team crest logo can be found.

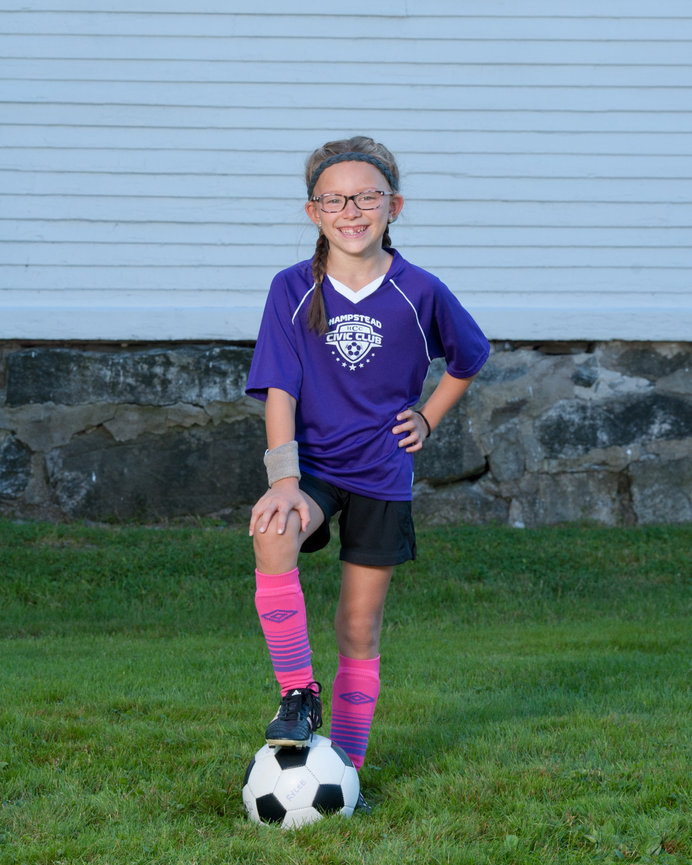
[326,318,383,371]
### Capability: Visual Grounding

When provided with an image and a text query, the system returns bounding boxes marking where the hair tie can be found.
[415,410,432,439]
[307,152,398,198]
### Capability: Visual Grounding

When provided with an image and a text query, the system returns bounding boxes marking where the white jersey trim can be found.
[327,274,385,304]
[291,285,315,326]
[389,278,432,363]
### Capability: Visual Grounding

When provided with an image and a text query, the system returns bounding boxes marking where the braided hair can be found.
[305,136,400,335]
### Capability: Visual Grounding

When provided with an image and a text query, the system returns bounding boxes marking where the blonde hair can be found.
[305,136,400,334]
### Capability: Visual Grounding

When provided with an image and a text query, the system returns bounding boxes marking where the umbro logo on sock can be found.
[262,609,298,623]
[339,691,375,705]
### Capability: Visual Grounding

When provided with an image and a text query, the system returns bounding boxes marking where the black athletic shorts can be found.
[298,472,417,567]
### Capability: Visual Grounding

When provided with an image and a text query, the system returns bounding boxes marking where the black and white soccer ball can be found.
[242,734,360,829]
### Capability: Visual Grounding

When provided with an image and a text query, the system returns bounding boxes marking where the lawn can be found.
[0,521,690,864]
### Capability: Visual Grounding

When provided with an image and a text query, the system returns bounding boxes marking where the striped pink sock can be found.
[254,568,313,695]
[330,653,380,770]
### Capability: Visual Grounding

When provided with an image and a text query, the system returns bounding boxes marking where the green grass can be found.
[0,521,690,864]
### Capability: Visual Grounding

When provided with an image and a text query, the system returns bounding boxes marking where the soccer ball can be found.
[242,735,360,829]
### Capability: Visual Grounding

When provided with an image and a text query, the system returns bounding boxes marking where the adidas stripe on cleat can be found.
[265,682,323,748]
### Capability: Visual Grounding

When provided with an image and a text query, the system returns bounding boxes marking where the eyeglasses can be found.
[311,189,393,213]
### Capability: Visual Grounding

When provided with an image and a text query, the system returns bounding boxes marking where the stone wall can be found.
[0,341,690,527]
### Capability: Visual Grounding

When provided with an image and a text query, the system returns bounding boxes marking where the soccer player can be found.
[246,136,490,810]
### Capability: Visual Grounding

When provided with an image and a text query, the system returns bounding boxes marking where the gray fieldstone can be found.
[46,418,266,521]
[1,340,690,526]
[629,456,692,525]
[535,393,692,459]
[412,478,509,526]
[504,470,632,528]
[6,345,254,406]
[598,342,689,381]
[414,408,486,483]
[0,403,117,452]
[0,431,32,498]
[486,419,526,482]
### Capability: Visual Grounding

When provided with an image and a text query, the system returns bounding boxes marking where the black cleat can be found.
[265,682,323,748]
[355,790,373,815]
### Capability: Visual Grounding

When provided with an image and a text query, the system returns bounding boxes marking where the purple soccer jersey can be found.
[246,249,490,500]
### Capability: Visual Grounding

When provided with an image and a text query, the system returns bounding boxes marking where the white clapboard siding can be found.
[1,3,691,340]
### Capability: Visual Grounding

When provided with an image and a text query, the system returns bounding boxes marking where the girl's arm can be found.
[264,386,298,451]
[392,371,476,453]
[248,387,312,537]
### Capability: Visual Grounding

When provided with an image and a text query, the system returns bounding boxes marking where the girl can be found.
[246,136,489,809]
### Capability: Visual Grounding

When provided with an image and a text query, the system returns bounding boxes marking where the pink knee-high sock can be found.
[255,568,314,695]
[330,653,380,771]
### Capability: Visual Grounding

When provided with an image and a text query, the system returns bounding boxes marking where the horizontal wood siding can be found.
[1,3,690,340]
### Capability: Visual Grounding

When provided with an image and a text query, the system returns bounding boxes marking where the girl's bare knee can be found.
[335,612,382,658]
[253,514,301,573]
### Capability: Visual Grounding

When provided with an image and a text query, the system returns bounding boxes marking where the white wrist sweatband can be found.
[264,440,301,486]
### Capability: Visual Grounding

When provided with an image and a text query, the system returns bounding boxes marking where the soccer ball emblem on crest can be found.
[326,321,382,366]
[242,735,360,829]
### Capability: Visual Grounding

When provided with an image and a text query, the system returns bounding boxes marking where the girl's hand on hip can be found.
[249,478,311,537]
[392,409,427,453]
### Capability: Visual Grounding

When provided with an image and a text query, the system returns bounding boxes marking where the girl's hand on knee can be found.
[249,479,311,537]
[392,409,427,453]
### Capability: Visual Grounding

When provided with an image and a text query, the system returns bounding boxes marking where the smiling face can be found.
[305,160,404,265]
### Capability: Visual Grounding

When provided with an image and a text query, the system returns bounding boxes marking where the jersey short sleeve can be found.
[428,279,490,379]
[245,269,309,402]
